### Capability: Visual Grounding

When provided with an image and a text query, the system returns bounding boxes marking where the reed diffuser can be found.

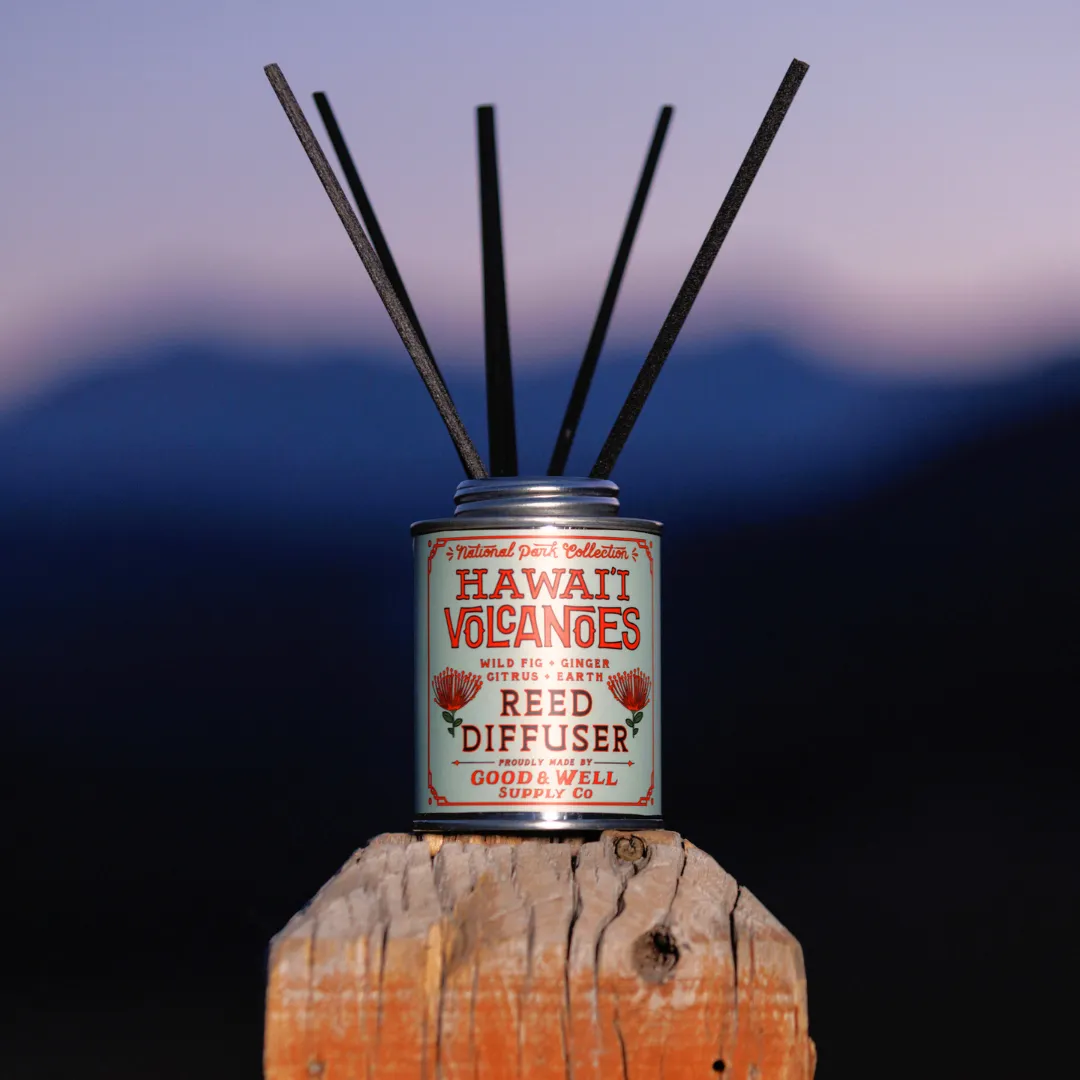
[263,59,809,831]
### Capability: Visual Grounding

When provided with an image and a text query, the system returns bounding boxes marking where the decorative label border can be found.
[424,531,656,808]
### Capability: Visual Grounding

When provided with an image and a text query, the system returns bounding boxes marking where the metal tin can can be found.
[413,476,662,833]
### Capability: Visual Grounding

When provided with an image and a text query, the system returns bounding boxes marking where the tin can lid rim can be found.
[454,476,620,516]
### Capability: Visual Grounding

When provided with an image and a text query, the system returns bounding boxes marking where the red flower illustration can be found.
[607,668,651,738]
[607,668,651,712]
[433,667,483,737]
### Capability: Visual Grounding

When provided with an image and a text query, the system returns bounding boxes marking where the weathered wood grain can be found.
[264,831,814,1079]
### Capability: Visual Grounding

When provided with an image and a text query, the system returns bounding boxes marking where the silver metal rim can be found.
[411,516,663,536]
[413,813,665,834]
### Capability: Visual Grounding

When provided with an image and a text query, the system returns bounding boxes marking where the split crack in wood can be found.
[264,830,815,1079]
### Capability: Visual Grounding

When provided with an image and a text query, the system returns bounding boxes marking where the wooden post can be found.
[264,830,815,1079]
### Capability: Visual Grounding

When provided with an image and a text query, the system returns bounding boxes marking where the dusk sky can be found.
[2,0,1078,406]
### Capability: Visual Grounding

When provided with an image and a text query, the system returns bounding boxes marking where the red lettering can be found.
[542,604,570,647]
[514,606,543,648]
[444,606,481,648]
[500,690,520,717]
[486,605,512,648]
[570,606,597,648]
[597,606,623,648]
[523,567,566,599]
[490,568,524,599]
[594,568,610,599]
[560,568,594,599]
[456,568,488,600]
[464,612,484,648]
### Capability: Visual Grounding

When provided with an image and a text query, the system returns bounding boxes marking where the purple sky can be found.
[2,0,1078,406]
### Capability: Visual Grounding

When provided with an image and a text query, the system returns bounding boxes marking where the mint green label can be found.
[415,527,660,816]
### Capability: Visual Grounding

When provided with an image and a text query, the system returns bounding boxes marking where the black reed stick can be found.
[590,59,809,480]
[476,105,518,477]
[313,91,438,367]
[264,64,488,479]
[548,105,674,476]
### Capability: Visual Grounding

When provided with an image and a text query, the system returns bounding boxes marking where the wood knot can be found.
[614,834,647,863]
[631,925,680,984]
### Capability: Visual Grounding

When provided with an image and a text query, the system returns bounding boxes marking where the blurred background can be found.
[2,1,1078,1077]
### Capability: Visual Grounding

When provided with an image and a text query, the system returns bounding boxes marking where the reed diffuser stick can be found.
[476,105,518,477]
[590,59,809,480]
[314,91,439,367]
[264,63,488,479]
[548,105,674,476]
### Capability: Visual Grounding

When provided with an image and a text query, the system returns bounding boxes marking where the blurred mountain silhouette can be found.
[3,330,1078,1079]
[3,330,1080,522]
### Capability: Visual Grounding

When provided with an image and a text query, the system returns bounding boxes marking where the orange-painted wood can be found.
[264,831,814,1080]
